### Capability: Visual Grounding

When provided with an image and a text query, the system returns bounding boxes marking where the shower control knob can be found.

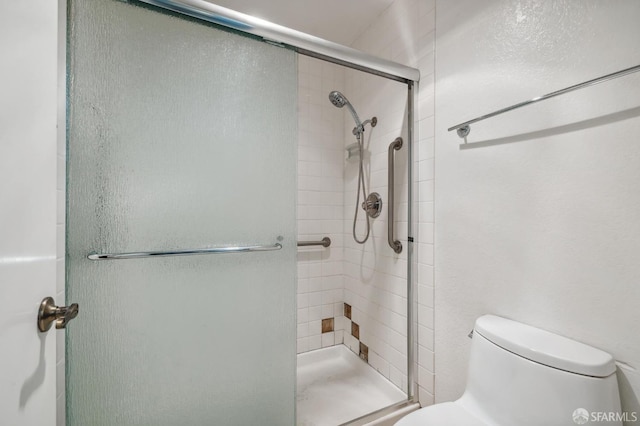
[37,297,79,332]
[362,192,382,218]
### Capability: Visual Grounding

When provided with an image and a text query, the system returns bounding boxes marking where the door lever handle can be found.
[37,297,79,332]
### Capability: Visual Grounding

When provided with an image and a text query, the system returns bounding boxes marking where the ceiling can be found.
[206,0,395,45]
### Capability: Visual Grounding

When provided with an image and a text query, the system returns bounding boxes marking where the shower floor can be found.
[297,345,407,426]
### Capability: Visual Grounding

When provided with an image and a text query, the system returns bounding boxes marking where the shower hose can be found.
[353,131,370,244]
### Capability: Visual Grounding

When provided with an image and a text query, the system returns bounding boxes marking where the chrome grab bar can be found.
[87,242,282,260]
[388,137,403,254]
[297,237,331,248]
[448,63,640,139]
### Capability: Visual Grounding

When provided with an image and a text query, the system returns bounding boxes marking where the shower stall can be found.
[65,0,418,425]
[296,59,415,425]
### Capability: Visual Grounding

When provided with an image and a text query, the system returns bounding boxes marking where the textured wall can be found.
[435,0,640,420]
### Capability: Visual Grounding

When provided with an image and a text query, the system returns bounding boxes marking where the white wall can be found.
[0,1,62,425]
[435,0,640,420]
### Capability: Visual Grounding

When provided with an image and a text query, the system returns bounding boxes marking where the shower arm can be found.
[352,117,378,135]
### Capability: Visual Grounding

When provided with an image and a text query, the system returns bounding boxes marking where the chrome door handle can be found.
[37,297,79,332]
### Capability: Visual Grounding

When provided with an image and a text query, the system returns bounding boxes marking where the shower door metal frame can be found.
[58,0,421,424]
[340,81,418,426]
[137,0,420,84]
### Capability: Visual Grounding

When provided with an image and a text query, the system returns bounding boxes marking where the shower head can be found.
[328,90,363,132]
[329,90,348,108]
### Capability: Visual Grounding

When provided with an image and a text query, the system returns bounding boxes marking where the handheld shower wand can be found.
[328,91,378,244]
[328,91,377,135]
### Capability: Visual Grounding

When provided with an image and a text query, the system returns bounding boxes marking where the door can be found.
[0,1,59,425]
[66,1,297,425]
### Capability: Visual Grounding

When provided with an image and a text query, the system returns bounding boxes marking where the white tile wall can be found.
[341,61,410,391]
[296,56,347,354]
[341,0,436,403]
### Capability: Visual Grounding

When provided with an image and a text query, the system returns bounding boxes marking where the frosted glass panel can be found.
[66,1,297,425]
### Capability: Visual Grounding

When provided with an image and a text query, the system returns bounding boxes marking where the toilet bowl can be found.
[397,315,622,426]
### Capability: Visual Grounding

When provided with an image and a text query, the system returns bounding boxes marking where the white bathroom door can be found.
[65,1,297,425]
[0,1,58,425]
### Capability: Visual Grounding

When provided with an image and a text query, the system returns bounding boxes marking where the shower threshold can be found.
[296,345,407,426]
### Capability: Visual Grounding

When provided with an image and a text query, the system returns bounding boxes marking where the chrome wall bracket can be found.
[456,125,470,138]
[37,297,79,332]
[362,192,382,218]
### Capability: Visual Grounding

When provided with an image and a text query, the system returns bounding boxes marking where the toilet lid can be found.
[395,402,487,426]
[474,315,616,377]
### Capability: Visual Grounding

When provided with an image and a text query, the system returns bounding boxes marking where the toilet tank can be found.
[458,315,622,426]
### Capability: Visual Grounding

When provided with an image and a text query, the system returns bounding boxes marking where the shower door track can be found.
[137,0,420,84]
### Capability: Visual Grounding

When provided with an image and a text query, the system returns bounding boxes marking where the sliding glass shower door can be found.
[66,1,297,424]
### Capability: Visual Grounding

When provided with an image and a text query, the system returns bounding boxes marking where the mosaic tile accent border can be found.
[343,303,370,364]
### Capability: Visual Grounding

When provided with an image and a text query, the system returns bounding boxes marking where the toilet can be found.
[397,315,622,426]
